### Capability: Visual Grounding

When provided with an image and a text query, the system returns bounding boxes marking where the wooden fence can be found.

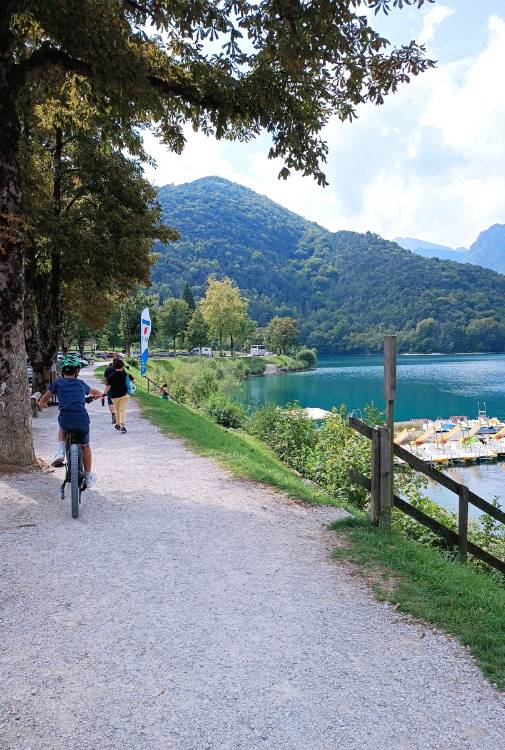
[348,417,505,576]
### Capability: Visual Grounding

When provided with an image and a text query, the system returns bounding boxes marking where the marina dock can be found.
[395,411,505,466]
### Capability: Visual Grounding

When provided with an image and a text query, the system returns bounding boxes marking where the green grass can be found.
[136,389,357,510]
[332,518,505,690]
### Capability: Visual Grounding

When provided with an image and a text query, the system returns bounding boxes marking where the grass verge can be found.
[136,388,357,511]
[332,518,505,690]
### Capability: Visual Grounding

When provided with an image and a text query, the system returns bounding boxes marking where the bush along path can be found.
[0,368,504,749]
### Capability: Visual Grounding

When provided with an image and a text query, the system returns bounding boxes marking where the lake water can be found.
[239,354,505,514]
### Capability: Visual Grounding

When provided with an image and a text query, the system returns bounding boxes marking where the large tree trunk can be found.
[0,57,35,466]
[33,274,59,392]
[24,242,51,395]
[25,128,64,394]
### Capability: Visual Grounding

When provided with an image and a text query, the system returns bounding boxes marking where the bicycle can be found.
[60,395,95,518]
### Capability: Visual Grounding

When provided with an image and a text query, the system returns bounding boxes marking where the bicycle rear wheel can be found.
[70,443,80,518]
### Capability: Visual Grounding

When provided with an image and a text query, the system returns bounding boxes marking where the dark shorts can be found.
[58,417,90,446]
[107,394,113,406]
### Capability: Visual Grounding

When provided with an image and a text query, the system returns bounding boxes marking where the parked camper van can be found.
[250,345,267,356]
[191,347,213,357]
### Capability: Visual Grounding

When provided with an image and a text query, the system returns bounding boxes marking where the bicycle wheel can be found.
[70,443,80,519]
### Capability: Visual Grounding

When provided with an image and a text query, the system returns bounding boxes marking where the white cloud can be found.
[418,5,456,45]
[142,11,505,249]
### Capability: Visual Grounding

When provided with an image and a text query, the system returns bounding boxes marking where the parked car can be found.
[27,364,33,388]
[57,352,90,367]
[191,347,213,357]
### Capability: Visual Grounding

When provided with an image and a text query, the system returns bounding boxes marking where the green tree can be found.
[466,318,505,353]
[265,316,299,354]
[1,1,434,464]
[413,318,437,353]
[201,277,249,356]
[181,282,196,312]
[186,308,210,352]
[236,317,257,353]
[160,298,191,355]
[60,313,94,355]
[23,123,172,391]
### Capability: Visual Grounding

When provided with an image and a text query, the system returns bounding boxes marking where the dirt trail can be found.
[0,367,503,749]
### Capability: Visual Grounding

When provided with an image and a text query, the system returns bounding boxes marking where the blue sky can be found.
[143,1,505,248]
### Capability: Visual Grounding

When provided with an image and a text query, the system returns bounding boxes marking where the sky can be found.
[142,0,505,249]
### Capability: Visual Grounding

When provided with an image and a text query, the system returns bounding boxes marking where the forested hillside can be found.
[152,177,505,353]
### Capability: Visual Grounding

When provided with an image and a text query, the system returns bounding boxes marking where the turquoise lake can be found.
[239,354,505,514]
[239,354,505,422]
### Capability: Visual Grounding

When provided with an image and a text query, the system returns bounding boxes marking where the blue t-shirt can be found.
[49,378,91,424]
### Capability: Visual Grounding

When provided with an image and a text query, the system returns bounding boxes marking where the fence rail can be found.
[348,417,505,576]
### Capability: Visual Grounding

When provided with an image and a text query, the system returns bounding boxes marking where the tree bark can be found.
[0,53,35,466]
[24,128,64,394]
[24,241,51,395]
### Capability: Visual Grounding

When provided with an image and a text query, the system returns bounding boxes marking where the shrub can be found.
[297,348,317,367]
[247,402,281,441]
[302,411,373,508]
[166,361,219,406]
[278,358,306,372]
[248,402,317,473]
[203,393,245,428]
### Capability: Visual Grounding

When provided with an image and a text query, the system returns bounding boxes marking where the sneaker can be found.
[85,473,97,488]
[111,413,116,424]
[114,424,121,431]
[52,450,65,467]
[121,426,127,434]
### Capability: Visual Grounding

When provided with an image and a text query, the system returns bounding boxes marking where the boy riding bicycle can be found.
[38,353,104,487]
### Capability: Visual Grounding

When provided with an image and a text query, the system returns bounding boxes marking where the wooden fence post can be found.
[458,485,469,564]
[371,427,381,525]
[384,335,397,516]
[379,426,392,530]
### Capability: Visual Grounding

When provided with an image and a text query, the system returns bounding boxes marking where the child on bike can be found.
[38,353,103,487]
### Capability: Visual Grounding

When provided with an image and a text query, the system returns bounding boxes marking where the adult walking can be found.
[103,360,117,424]
[103,357,134,433]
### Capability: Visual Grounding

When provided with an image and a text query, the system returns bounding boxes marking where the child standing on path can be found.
[103,358,134,433]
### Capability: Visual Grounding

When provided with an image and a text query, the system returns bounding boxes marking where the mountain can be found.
[469,225,505,274]
[395,224,505,274]
[393,237,468,263]
[152,177,505,354]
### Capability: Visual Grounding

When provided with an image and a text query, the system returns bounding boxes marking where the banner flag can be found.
[140,307,151,376]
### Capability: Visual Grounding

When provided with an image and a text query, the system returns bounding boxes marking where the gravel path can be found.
[1,368,504,749]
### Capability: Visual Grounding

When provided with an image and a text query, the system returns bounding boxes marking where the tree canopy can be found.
[201,276,250,355]
[160,298,191,354]
[186,308,210,352]
[265,317,299,354]
[5,0,434,185]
